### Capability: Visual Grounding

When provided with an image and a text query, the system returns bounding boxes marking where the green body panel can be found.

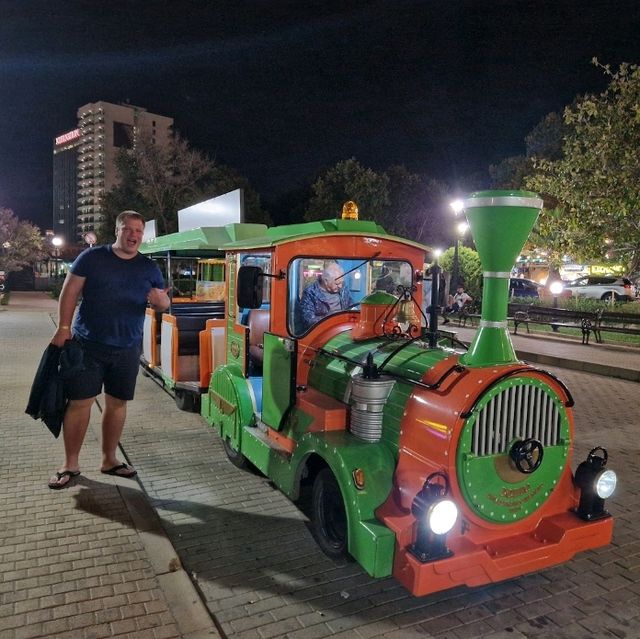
[308,331,452,454]
[140,223,267,255]
[225,258,247,367]
[456,377,570,523]
[261,332,295,430]
[241,426,397,577]
[459,190,543,368]
[202,364,255,446]
[219,218,428,251]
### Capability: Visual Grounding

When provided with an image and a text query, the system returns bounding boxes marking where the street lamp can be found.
[549,280,564,308]
[451,221,469,292]
[51,236,64,281]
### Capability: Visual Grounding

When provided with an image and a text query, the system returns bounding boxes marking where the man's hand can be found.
[148,287,171,312]
[51,326,72,347]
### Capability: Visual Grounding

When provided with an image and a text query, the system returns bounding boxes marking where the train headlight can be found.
[596,469,617,499]
[409,472,457,563]
[574,447,616,521]
[426,499,458,535]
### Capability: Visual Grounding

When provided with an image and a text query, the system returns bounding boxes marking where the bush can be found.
[0,291,9,306]
[49,282,63,300]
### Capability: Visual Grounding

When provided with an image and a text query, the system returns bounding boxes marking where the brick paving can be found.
[0,293,218,639]
[3,292,640,639]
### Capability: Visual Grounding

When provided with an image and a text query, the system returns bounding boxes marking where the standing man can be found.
[48,211,170,489]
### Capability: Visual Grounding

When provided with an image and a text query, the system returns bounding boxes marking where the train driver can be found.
[298,261,354,332]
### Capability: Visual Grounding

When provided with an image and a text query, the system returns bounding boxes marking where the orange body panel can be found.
[375,355,613,596]
[297,387,347,432]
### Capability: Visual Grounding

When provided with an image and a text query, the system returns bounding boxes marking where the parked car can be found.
[509,277,540,298]
[562,276,636,301]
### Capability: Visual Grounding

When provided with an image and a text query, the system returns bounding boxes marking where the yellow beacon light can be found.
[342,200,359,220]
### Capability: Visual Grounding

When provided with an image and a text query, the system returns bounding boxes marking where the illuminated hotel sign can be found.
[55,129,81,146]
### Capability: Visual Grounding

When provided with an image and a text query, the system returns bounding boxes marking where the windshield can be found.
[288,257,413,336]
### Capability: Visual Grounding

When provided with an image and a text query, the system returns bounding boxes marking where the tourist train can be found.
[139,190,615,596]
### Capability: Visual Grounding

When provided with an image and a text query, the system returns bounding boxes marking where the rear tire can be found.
[601,292,619,302]
[311,468,349,560]
[174,389,196,412]
[222,437,249,470]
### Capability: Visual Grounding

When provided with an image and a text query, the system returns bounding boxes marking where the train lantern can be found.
[140,190,616,596]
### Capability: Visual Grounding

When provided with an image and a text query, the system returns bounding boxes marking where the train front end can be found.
[376,191,616,595]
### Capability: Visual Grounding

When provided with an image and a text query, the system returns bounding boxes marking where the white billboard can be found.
[178,189,245,232]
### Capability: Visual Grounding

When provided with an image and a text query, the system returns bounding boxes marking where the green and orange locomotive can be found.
[141,190,616,596]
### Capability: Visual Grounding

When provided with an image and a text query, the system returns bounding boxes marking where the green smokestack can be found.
[458,190,543,367]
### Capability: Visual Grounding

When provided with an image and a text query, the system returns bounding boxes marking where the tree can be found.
[438,245,483,301]
[0,208,45,274]
[305,158,389,222]
[527,61,640,273]
[99,132,268,243]
[490,111,567,189]
[383,166,450,247]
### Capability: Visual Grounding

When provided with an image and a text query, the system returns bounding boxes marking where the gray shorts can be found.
[64,338,141,401]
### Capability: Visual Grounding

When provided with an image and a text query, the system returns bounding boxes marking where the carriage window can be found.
[237,253,272,325]
[288,257,413,336]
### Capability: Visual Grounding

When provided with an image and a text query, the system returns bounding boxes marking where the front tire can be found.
[311,468,349,560]
[222,437,249,470]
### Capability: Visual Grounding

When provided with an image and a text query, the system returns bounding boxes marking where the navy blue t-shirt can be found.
[70,245,164,348]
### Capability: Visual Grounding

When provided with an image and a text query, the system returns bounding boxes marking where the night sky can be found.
[2,0,640,230]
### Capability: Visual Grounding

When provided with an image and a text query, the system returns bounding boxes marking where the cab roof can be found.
[219,218,429,252]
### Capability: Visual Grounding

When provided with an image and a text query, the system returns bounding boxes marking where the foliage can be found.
[99,132,268,243]
[438,245,483,300]
[49,281,63,300]
[304,158,452,249]
[490,111,568,190]
[305,158,389,222]
[0,290,9,305]
[384,166,450,246]
[527,61,640,273]
[0,208,45,273]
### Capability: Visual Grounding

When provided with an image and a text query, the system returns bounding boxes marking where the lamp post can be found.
[51,236,64,281]
[427,249,443,348]
[451,220,469,292]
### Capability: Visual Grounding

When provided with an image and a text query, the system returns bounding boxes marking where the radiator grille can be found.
[471,383,561,456]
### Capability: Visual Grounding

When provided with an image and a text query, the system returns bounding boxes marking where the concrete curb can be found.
[104,474,223,639]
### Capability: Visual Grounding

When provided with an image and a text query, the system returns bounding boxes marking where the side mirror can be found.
[237,266,263,309]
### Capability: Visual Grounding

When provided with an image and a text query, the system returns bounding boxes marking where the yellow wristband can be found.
[60,325,71,329]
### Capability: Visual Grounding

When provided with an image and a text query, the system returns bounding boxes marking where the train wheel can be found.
[174,390,195,412]
[222,437,249,470]
[311,468,348,560]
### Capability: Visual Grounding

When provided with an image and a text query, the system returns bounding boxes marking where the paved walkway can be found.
[0,293,220,639]
[2,292,639,639]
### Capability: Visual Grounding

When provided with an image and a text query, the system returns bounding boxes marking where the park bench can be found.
[443,301,481,328]
[596,310,640,342]
[511,305,602,345]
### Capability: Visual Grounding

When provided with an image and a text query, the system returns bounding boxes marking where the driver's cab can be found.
[287,257,414,337]
[235,250,418,429]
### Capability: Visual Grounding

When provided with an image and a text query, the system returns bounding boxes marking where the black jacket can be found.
[25,341,84,438]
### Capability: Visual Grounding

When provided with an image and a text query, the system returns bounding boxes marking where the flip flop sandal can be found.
[101,463,137,478]
[48,470,80,490]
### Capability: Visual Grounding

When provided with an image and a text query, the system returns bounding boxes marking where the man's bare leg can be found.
[48,397,94,488]
[100,393,136,476]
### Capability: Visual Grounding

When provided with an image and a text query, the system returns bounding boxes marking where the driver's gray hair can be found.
[322,262,344,282]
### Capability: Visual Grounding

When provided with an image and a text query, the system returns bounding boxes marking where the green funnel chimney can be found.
[458,190,543,367]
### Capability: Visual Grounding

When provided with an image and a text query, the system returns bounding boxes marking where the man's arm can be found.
[51,272,86,346]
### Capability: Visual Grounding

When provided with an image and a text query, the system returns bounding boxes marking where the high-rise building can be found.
[53,101,173,243]
[52,128,82,244]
